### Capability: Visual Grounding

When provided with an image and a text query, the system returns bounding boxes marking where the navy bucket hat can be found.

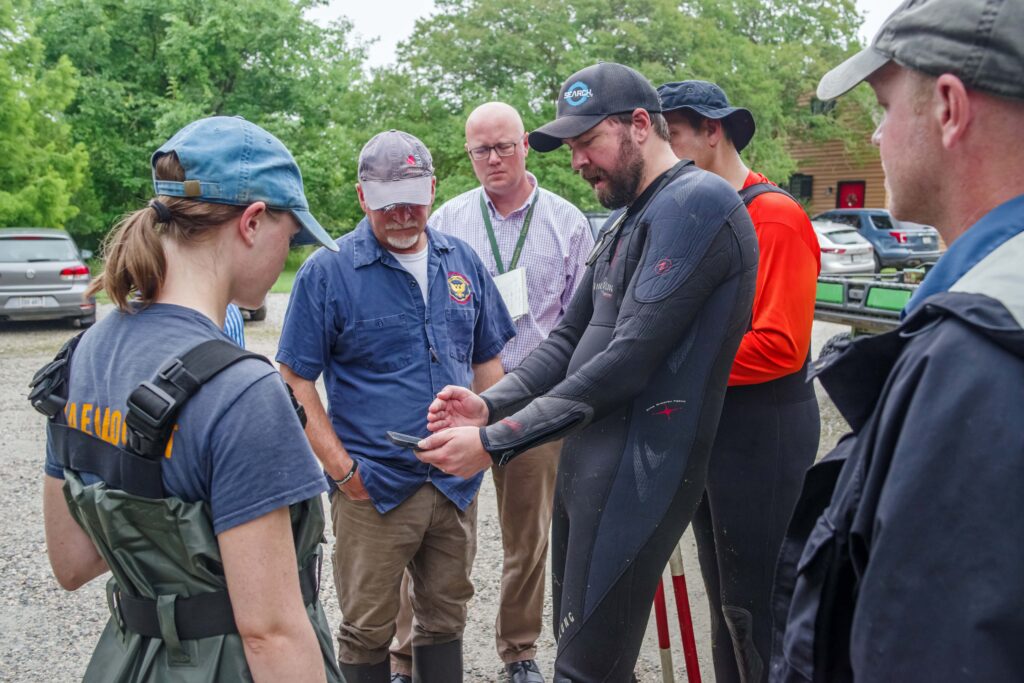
[152,116,338,251]
[657,80,756,153]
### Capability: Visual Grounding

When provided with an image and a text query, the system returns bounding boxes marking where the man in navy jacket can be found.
[771,1,1024,681]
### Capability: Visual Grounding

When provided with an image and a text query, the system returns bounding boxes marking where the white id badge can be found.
[493,268,529,320]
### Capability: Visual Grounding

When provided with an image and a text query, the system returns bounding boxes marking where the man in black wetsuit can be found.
[416,62,759,682]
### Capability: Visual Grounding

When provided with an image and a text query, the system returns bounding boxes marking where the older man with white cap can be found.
[277,130,515,683]
[771,0,1024,681]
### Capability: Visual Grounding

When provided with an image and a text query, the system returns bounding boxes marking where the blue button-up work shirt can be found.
[277,219,516,513]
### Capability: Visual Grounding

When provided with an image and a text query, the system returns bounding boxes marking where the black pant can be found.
[693,369,820,683]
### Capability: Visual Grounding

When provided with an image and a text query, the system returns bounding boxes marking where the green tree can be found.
[366,0,874,211]
[0,0,88,228]
[33,0,367,246]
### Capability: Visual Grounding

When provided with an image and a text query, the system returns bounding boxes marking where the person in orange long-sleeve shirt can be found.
[658,80,821,683]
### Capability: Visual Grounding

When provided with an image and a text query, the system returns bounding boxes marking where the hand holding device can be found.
[386,431,425,451]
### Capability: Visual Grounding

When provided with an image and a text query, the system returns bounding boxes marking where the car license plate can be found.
[922,236,935,246]
[6,296,46,309]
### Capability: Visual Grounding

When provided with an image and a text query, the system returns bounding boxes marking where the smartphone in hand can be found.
[387,431,424,451]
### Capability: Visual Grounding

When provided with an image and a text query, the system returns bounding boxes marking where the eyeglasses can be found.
[467,142,518,161]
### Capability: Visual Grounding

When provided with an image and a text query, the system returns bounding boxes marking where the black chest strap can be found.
[31,337,305,498]
[738,181,798,207]
[124,340,268,461]
[48,424,166,498]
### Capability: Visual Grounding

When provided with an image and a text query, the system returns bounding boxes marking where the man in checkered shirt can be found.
[391,102,593,683]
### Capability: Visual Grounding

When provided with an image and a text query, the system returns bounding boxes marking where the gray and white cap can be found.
[358,130,434,210]
[818,0,1024,102]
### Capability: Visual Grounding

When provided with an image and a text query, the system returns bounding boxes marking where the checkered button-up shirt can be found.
[430,174,594,371]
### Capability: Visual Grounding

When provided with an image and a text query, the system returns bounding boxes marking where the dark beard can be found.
[589,131,644,209]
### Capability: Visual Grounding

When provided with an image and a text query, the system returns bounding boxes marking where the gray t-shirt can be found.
[44,303,327,534]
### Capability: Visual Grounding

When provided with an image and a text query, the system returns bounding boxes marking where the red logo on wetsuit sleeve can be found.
[655,259,672,275]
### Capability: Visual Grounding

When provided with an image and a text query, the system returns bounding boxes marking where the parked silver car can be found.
[0,228,96,327]
[812,220,875,276]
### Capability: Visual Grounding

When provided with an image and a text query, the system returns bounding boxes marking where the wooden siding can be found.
[788,137,887,216]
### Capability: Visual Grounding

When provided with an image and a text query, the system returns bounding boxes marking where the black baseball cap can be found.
[529,62,662,153]
[818,0,1024,101]
[657,80,756,152]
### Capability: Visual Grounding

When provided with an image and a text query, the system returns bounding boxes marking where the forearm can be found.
[222,507,326,683]
[280,366,352,480]
[242,629,327,683]
[471,356,504,394]
[43,475,108,590]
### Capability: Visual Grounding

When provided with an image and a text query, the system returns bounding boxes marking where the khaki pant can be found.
[332,483,478,665]
[391,441,560,672]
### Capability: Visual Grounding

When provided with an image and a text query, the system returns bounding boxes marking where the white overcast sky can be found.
[307,0,901,68]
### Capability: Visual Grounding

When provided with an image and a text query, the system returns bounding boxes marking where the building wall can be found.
[787,137,887,216]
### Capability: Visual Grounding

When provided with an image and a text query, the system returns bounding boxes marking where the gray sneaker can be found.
[390,674,412,683]
[506,659,544,683]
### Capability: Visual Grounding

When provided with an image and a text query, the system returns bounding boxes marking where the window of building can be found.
[788,173,813,201]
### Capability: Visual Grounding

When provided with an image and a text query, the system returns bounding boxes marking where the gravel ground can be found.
[0,293,850,682]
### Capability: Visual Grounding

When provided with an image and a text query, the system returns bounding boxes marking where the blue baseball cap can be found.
[657,80,756,152]
[152,116,338,251]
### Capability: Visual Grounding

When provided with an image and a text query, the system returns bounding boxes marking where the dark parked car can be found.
[240,301,267,321]
[0,228,96,327]
[811,208,942,271]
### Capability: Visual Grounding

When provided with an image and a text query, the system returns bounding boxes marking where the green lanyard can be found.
[479,189,538,275]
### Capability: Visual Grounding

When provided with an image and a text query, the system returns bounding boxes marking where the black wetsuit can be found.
[478,161,759,681]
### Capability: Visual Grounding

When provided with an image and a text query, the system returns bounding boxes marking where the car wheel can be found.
[873,253,883,273]
[247,305,267,322]
[72,315,95,329]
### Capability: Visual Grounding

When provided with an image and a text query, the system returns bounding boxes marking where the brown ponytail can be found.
[87,153,247,311]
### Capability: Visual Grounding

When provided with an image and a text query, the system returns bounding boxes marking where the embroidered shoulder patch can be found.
[447,272,472,304]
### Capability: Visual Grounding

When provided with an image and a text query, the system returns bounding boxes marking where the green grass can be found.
[271,267,298,293]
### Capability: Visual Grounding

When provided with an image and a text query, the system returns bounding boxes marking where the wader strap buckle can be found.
[125,381,179,459]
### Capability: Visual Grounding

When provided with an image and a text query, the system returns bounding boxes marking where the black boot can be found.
[412,639,463,683]
[339,659,391,683]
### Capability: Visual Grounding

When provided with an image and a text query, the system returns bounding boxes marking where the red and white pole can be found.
[654,579,676,682]
[668,545,702,683]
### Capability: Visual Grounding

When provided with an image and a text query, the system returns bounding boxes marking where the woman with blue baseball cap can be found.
[31,116,342,682]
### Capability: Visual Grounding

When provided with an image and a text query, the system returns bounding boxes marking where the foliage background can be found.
[2,0,877,250]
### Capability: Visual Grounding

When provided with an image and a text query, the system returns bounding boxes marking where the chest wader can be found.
[30,336,343,683]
